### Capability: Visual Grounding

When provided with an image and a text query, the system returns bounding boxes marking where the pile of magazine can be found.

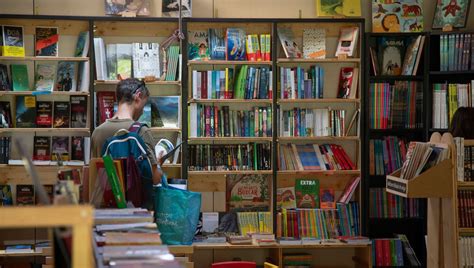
[399,142,450,180]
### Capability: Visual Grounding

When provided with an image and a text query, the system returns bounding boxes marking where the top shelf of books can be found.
[188,60,272,66]
[0,56,89,62]
[277,58,360,64]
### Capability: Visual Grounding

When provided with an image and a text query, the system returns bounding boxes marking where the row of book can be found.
[191,66,272,100]
[458,190,474,228]
[279,108,347,137]
[399,141,449,181]
[277,202,359,239]
[369,188,422,219]
[369,81,423,129]
[188,143,271,171]
[372,235,421,267]
[188,104,272,138]
[32,136,89,163]
[282,253,312,268]
[278,144,356,171]
[455,137,474,182]
[236,212,273,236]
[0,184,54,206]
[0,95,87,128]
[439,33,474,72]
[0,61,88,92]
[0,137,10,164]
[459,236,474,268]
[188,29,271,61]
[280,66,324,99]
[432,82,473,129]
[369,136,407,176]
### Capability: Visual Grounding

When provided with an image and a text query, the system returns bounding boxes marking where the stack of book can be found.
[282,253,312,268]
[372,235,421,267]
[280,66,324,99]
[369,81,423,129]
[236,212,273,236]
[399,141,449,180]
[279,108,346,137]
[432,82,474,129]
[369,136,407,176]
[369,188,422,219]
[439,33,474,72]
[458,189,474,228]
[455,137,474,182]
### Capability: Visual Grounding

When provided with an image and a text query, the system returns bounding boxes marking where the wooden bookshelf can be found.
[94,80,181,86]
[188,60,272,66]
[0,91,89,96]
[277,170,361,175]
[278,136,359,142]
[188,170,273,176]
[149,127,181,133]
[457,181,474,188]
[278,98,359,104]
[0,56,89,61]
[188,99,273,104]
[188,137,272,143]
[0,128,90,134]
[277,58,361,64]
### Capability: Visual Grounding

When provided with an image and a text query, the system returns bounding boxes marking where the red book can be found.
[97,92,116,125]
[214,106,219,137]
[336,144,356,170]
[201,71,208,99]
[375,239,384,267]
[337,67,354,99]
[383,239,391,266]
[330,144,348,170]
[36,101,52,128]
[205,106,211,137]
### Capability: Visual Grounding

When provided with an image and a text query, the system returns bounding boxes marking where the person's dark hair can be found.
[116,78,149,104]
[449,107,474,139]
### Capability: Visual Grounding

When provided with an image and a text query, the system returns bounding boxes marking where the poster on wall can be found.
[315,0,361,17]
[433,0,471,29]
[162,0,192,17]
[372,0,423,33]
[104,0,151,16]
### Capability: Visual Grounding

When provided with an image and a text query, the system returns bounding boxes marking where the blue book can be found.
[226,28,246,61]
[318,67,324,99]
[213,71,219,99]
[395,239,404,266]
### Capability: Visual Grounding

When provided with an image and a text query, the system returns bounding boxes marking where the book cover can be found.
[188,31,209,61]
[75,31,89,57]
[0,101,12,128]
[35,27,58,57]
[16,185,34,206]
[433,0,469,29]
[15,96,36,128]
[162,0,192,17]
[149,96,180,128]
[226,174,271,212]
[226,28,247,61]
[320,188,335,209]
[277,27,302,58]
[51,136,69,161]
[106,43,117,80]
[71,136,84,161]
[105,0,153,16]
[303,28,326,59]
[316,0,361,17]
[401,36,422,75]
[70,95,87,128]
[209,28,226,60]
[33,136,51,161]
[337,67,354,98]
[53,101,70,128]
[0,64,11,90]
[335,27,359,57]
[35,63,56,91]
[138,102,151,126]
[116,44,132,80]
[36,101,53,128]
[276,186,297,209]
[295,179,319,208]
[2,25,25,57]
[97,92,116,125]
[132,42,160,79]
[0,185,13,206]
[10,64,29,91]
[372,1,423,33]
[56,61,77,91]
[378,37,405,76]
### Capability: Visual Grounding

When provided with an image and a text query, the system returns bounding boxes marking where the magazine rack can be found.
[385,132,456,268]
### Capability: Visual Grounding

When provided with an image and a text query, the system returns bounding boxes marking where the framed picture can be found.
[433,0,471,29]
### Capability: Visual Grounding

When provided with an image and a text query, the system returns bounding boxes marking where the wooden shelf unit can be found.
[0,56,89,61]
[188,60,272,65]
[278,98,360,104]
[0,91,90,96]
[188,99,273,104]
[277,58,361,64]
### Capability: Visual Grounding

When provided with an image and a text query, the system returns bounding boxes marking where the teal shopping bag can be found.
[155,174,201,245]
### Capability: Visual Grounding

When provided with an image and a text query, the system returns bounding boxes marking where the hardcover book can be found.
[226,28,247,61]
[75,31,90,57]
[209,29,226,60]
[53,101,70,128]
[51,136,69,161]
[71,136,84,161]
[70,95,87,128]
[0,185,13,206]
[335,27,359,57]
[15,96,36,128]
[188,31,209,61]
[320,188,335,209]
[162,0,192,17]
[378,37,405,76]
[56,61,77,91]
[0,64,10,90]
[337,67,355,98]
[303,28,326,59]
[2,25,25,57]
[226,174,271,212]
[16,185,34,206]
[316,0,361,17]
[116,44,132,80]
[277,27,302,58]
[33,136,51,161]
[276,186,297,209]
[0,101,12,128]
[35,27,59,57]
[295,178,320,208]
[35,63,56,92]
[10,64,29,91]
[97,92,116,125]
[372,0,423,33]
[132,42,160,79]
[401,35,423,75]
[36,101,53,128]
[149,96,180,128]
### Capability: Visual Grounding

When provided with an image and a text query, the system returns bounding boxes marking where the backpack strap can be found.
[128,121,147,134]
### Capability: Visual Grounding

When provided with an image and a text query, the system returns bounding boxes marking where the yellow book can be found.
[316,0,361,17]
[2,25,25,57]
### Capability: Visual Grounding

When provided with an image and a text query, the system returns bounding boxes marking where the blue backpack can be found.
[101,122,154,209]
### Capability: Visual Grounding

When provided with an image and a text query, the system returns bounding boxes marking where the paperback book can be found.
[35,63,56,92]
[303,28,326,59]
[316,0,361,16]
[15,96,36,128]
[295,179,320,208]
[51,136,70,161]
[162,0,192,17]
[36,101,53,128]
[53,101,70,128]
[277,27,302,58]
[56,61,77,91]
[335,27,359,57]
[35,27,59,57]
[10,64,29,91]
[188,31,209,61]
[71,136,84,162]
[226,174,271,212]
[0,101,12,128]
[16,185,34,205]
[70,95,87,128]
[0,185,13,206]
[75,31,89,57]
[276,187,297,210]
[0,64,10,90]
[132,42,160,79]
[33,136,51,161]
[208,29,226,60]
[226,28,247,61]
[2,25,25,57]
[97,92,116,125]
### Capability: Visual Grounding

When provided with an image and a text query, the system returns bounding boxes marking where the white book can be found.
[202,212,219,233]
[290,70,296,99]
[321,109,329,136]
[132,42,160,79]
[335,27,359,57]
[78,61,90,92]
[84,137,91,165]
[306,109,313,136]
[280,68,285,99]
[303,28,326,59]
[93,38,106,81]
[207,71,212,99]
[192,70,198,99]
[189,103,197,137]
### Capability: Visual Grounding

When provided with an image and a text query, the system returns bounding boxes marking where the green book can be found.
[11,64,29,91]
[102,154,126,209]
[295,178,320,208]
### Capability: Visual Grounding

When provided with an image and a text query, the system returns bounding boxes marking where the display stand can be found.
[386,132,456,268]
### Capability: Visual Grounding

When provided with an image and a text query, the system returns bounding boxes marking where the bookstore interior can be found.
[0,0,474,267]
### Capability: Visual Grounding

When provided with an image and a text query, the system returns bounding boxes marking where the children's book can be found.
[53,101,70,128]
[33,136,51,161]
[51,136,69,161]
[149,96,180,128]
[2,25,25,57]
[320,188,335,209]
[433,0,470,29]
[188,30,209,61]
[75,31,89,57]
[16,185,34,205]
[15,96,36,128]
[401,35,422,75]
[303,28,326,59]
[335,27,359,57]
[316,0,361,17]
[0,64,11,90]
[36,101,53,128]
[0,101,12,128]
[56,61,77,91]
[295,178,319,208]
[35,63,56,92]
[35,27,59,57]
[70,95,87,128]
[0,185,13,206]
[226,28,247,61]
[372,0,423,33]
[277,27,302,58]
[276,186,297,209]
[10,64,29,91]
[226,174,271,212]
[378,37,405,76]
[209,29,226,60]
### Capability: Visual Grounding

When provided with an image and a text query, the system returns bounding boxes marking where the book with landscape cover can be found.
[209,29,226,60]
[295,178,320,208]
[56,61,77,91]
[0,64,10,90]
[36,101,53,128]
[97,92,116,125]
[188,30,209,61]
[51,136,69,161]
[138,102,151,127]
[0,185,13,206]
[303,28,326,59]
[226,28,247,61]
[16,185,34,206]
[0,101,12,128]
[149,96,180,128]
[35,27,58,57]
[226,174,271,212]
[10,64,29,91]
[2,25,25,57]
[15,96,36,128]
[35,63,56,91]
[71,136,84,161]
[33,136,51,161]
[116,44,132,80]
[277,27,302,58]
[70,95,87,128]
[53,101,70,128]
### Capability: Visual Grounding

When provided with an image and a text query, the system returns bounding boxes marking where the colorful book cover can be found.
[337,67,354,98]
[401,35,422,75]
[35,63,56,91]
[303,28,326,59]
[378,37,405,76]
[15,96,36,128]
[335,27,359,57]
[0,64,10,90]
[188,30,209,61]
[149,96,180,128]
[16,185,34,205]
[2,25,25,57]
[71,136,84,161]
[372,1,423,33]
[320,188,335,209]
[70,95,87,128]
[0,101,12,128]
[10,64,29,91]
[33,136,51,161]
[138,102,151,126]
[0,185,13,206]
[35,27,59,57]
[433,0,470,29]
[162,0,192,17]
[226,28,247,61]
[295,178,320,208]
[105,0,154,16]
[51,136,69,161]
[132,42,160,79]
[316,0,361,16]
[97,92,116,125]
[209,28,226,60]
[226,174,271,212]
[276,186,297,209]
[56,61,77,91]
[53,101,70,128]
[36,101,53,128]
[277,27,302,58]
[116,44,132,80]
[75,31,89,57]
